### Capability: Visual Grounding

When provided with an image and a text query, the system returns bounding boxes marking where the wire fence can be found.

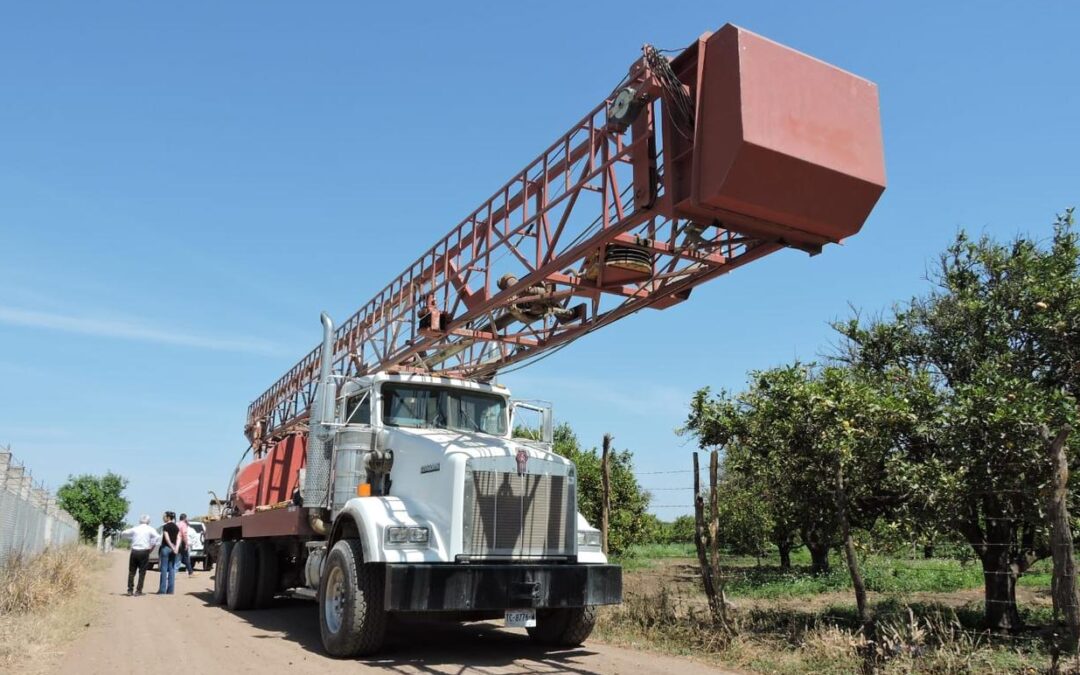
[0,446,80,567]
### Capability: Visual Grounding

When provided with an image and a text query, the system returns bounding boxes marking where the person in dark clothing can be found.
[158,511,181,594]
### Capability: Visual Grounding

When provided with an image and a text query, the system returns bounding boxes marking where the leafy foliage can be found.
[684,363,918,573]
[550,423,651,554]
[834,212,1080,629]
[56,472,129,540]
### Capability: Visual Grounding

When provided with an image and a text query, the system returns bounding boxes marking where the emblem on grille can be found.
[515,449,529,476]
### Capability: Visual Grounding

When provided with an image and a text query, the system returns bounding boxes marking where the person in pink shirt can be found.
[177,513,194,577]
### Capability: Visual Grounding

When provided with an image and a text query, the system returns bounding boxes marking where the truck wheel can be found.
[253,541,279,609]
[526,606,597,647]
[226,540,258,611]
[318,539,386,657]
[212,541,234,605]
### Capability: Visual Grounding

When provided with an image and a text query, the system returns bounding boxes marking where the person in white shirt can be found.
[120,515,160,596]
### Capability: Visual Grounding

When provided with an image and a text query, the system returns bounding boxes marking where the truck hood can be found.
[387,427,568,466]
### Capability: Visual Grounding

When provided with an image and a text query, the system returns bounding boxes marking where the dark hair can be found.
[179,513,187,521]
[164,511,176,521]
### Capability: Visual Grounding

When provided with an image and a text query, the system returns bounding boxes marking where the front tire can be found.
[226,540,257,611]
[212,541,234,605]
[526,606,597,647]
[318,539,386,657]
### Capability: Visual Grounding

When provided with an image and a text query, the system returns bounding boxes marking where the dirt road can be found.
[54,552,731,675]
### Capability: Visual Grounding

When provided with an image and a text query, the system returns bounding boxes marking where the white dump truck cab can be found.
[325,373,600,562]
[304,372,620,655]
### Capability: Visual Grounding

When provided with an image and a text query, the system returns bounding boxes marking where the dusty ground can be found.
[50,552,735,675]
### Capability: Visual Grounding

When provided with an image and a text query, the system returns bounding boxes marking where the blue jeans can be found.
[158,546,178,594]
[180,547,191,575]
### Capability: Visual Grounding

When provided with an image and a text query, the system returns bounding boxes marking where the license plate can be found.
[505,609,536,628]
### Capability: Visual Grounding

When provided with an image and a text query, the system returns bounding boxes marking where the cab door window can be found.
[345,392,371,425]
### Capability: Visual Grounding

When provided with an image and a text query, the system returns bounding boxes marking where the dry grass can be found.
[596,587,1059,674]
[0,546,106,673]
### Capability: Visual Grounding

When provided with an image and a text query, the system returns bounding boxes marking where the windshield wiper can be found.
[455,403,483,433]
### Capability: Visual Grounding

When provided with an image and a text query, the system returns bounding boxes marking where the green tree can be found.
[666,515,697,544]
[715,475,772,560]
[685,364,915,574]
[56,472,130,540]
[551,423,651,554]
[835,213,1080,631]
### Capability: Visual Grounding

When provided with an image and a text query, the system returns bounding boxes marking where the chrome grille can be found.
[463,470,575,558]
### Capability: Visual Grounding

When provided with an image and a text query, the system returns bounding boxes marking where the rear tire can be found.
[318,539,386,657]
[253,541,279,609]
[212,541,233,605]
[526,606,597,647]
[226,540,257,611]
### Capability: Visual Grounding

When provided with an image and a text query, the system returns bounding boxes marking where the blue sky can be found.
[2,2,1077,524]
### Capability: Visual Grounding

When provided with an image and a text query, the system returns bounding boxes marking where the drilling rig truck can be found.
[203,22,886,657]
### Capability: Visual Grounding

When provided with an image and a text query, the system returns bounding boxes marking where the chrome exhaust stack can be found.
[302,312,337,521]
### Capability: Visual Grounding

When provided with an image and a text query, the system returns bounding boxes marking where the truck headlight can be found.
[577,530,602,549]
[385,526,430,547]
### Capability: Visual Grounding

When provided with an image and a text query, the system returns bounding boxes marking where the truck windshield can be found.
[381,384,507,436]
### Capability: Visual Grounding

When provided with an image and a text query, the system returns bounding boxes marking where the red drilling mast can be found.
[246,24,885,444]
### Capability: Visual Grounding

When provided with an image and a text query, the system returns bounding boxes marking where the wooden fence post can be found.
[601,433,612,555]
[693,450,728,628]
[1046,425,1078,650]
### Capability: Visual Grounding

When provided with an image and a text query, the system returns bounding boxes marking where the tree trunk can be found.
[981,550,1022,632]
[779,543,792,570]
[923,544,935,559]
[802,527,831,575]
[835,464,868,625]
[1045,425,1079,649]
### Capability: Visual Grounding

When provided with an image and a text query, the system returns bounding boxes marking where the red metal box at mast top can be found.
[686,24,886,246]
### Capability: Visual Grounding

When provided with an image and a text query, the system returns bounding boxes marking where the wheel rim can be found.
[323,566,346,635]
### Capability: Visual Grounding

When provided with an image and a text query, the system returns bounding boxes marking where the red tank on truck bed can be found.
[232,434,306,514]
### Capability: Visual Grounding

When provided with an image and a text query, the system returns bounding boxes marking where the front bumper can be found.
[384,563,622,612]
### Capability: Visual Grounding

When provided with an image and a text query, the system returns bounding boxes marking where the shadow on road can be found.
[190,590,602,674]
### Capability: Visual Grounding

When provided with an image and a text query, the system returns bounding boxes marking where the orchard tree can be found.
[836,212,1080,631]
[57,472,130,540]
[665,514,697,544]
[715,475,773,561]
[686,363,914,575]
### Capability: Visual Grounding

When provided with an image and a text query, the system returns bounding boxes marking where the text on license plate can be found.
[505,609,537,627]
